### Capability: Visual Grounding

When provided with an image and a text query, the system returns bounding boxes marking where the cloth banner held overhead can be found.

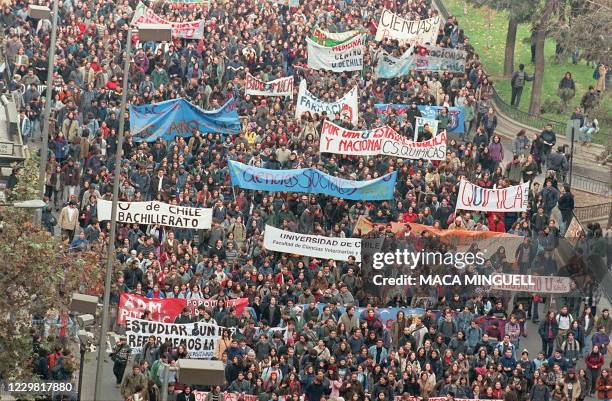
[131,2,205,39]
[307,35,364,72]
[414,117,439,141]
[263,225,361,262]
[319,120,447,160]
[355,217,524,262]
[117,293,186,325]
[311,27,361,46]
[228,160,397,200]
[97,199,213,229]
[244,73,294,97]
[414,46,466,73]
[185,298,249,317]
[375,9,440,45]
[130,98,241,141]
[375,49,414,79]
[125,318,232,358]
[295,80,358,125]
[490,274,574,293]
[456,180,530,213]
[117,294,246,325]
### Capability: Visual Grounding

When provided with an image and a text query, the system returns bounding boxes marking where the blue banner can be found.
[130,98,241,142]
[374,104,464,133]
[228,161,397,200]
[417,105,464,133]
[300,303,426,329]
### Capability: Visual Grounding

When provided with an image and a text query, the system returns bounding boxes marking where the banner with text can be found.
[263,225,361,261]
[414,46,466,73]
[125,318,232,358]
[375,9,440,45]
[185,298,249,317]
[117,294,246,325]
[117,293,185,325]
[295,80,358,125]
[307,35,364,72]
[319,120,446,160]
[97,199,212,229]
[375,49,414,79]
[228,160,396,200]
[311,27,361,46]
[490,274,573,293]
[131,2,205,39]
[245,73,294,97]
[355,217,524,262]
[130,98,241,141]
[456,180,530,213]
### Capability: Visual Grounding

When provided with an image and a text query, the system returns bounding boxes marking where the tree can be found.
[0,160,107,379]
[528,0,558,115]
[466,0,536,77]
[550,0,612,65]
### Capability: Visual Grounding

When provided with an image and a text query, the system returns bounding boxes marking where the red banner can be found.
[117,293,186,324]
[185,298,249,317]
[117,294,249,324]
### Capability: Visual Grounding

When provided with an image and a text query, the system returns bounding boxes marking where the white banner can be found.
[131,2,205,39]
[125,318,234,358]
[97,199,213,229]
[319,120,447,160]
[456,180,530,212]
[245,73,294,97]
[263,225,361,262]
[295,80,358,125]
[414,117,439,141]
[490,274,573,293]
[375,9,440,45]
[307,35,364,72]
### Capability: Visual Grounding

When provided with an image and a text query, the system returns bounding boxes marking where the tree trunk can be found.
[528,0,557,115]
[503,16,518,78]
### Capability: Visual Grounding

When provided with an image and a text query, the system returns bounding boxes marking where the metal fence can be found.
[574,201,612,223]
[571,173,612,196]
[490,88,567,135]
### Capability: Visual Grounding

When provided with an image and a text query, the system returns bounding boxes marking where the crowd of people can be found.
[3,0,612,400]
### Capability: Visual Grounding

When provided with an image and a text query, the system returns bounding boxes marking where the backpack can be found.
[514,71,526,88]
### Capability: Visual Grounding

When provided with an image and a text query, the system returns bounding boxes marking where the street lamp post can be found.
[29,0,59,224]
[93,24,172,401]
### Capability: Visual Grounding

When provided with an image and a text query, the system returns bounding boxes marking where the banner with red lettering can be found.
[319,120,446,160]
[131,2,205,39]
[245,73,294,97]
[117,293,185,325]
[117,294,248,324]
[456,180,530,213]
[186,298,249,317]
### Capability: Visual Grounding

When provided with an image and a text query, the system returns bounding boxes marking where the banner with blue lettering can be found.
[130,98,241,142]
[417,105,464,133]
[228,160,396,201]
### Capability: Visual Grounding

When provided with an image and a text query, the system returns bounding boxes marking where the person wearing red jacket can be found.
[586,345,605,395]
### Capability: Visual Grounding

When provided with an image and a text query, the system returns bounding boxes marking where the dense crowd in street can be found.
[3,0,612,400]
